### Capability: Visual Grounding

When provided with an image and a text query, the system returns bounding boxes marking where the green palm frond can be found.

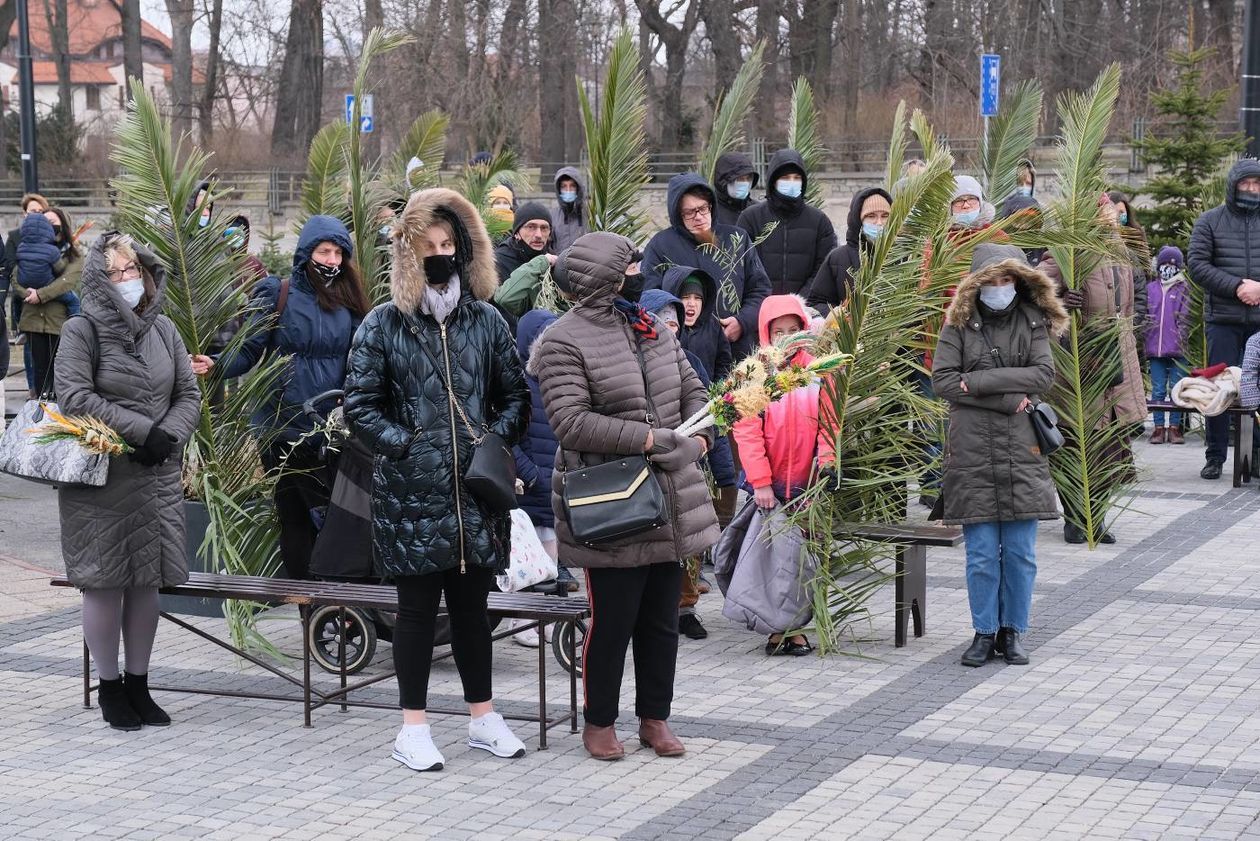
[698,41,766,185]
[452,149,533,242]
[910,107,945,160]
[299,122,352,225]
[884,101,909,192]
[787,77,825,207]
[580,28,650,241]
[388,109,450,195]
[981,80,1043,206]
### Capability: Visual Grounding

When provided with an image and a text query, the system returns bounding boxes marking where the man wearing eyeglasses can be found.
[642,173,771,359]
[493,202,554,284]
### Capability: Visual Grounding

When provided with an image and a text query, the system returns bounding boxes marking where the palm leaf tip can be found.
[698,41,766,185]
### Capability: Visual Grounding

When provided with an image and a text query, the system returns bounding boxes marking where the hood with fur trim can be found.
[390,188,497,314]
[945,258,1069,337]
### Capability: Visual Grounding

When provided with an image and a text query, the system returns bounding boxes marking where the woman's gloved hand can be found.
[648,428,705,472]
[129,425,174,467]
[1062,289,1085,310]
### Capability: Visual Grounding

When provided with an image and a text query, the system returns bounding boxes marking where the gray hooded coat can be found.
[932,246,1068,525]
[549,166,589,253]
[55,236,202,590]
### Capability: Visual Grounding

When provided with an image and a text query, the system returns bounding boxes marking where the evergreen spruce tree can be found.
[1133,47,1246,248]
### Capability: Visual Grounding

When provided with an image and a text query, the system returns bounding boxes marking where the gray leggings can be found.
[81,588,160,680]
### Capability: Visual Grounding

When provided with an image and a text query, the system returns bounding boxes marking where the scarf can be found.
[613,297,657,340]
[420,275,462,323]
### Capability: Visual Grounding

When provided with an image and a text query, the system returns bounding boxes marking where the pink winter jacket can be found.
[733,295,836,498]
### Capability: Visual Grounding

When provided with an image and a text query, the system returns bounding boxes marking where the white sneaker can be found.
[468,712,527,758]
[508,619,541,648]
[392,724,445,772]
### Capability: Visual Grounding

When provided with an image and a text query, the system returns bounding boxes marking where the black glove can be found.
[649,428,705,472]
[819,465,842,492]
[1062,289,1085,311]
[129,425,175,467]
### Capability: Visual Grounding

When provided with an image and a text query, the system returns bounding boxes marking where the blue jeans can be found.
[962,519,1038,634]
[1148,356,1186,426]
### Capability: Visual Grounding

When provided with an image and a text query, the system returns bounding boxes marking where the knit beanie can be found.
[951,174,985,204]
[679,276,706,300]
[861,192,892,218]
[1157,245,1185,268]
[512,202,551,234]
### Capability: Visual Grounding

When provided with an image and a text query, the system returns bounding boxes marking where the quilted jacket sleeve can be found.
[54,318,155,446]
[343,309,414,459]
[1189,213,1244,300]
[157,319,203,446]
[536,334,652,457]
[674,336,714,449]
[486,308,530,446]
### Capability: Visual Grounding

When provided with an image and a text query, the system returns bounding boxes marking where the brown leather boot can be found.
[638,718,685,757]
[582,724,625,761]
[1168,426,1185,445]
[1150,426,1166,444]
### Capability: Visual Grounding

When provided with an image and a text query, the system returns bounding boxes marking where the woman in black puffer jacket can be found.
[344,188,530,773]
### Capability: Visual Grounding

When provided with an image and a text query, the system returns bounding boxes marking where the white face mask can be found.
[979,284,1017,311]
[117,278,145,309]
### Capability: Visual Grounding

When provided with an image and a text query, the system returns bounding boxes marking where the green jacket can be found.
[494,254,571,318]
[14,257,82,334]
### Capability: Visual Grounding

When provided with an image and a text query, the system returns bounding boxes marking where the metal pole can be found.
[1243,0,1260,157]
[15,0,39,193]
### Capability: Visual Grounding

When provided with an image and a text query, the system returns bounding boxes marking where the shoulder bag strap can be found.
[632,333,660,426]
[977,323,1004,367]
[275,277,290,317]
[406,315,485,445]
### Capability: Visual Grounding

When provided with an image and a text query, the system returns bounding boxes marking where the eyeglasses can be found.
[521,222,552,235]
[107,263,141,281]
[951,197,980,211]
[681,205,711,222]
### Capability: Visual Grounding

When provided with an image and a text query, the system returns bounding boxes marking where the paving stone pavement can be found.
[3,434,1260,839]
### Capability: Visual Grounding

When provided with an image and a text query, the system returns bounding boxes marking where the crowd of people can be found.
[11,151,1260,770]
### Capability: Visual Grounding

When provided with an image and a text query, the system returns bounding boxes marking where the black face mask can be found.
[424,254,458,286]
[310,261,342,286]
[620,272,644,303]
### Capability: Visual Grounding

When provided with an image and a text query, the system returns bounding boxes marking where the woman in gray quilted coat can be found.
[55,233,201,731]
[531,231,720,761]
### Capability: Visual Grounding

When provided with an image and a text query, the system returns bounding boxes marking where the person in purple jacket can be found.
[1146,245,1191,445]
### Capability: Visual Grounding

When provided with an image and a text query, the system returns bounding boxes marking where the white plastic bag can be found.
[497,509,559,592]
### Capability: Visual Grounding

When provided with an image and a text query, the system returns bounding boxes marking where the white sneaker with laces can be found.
[392,723,445,771]
[507,618,541,647]
[468,712,527,758]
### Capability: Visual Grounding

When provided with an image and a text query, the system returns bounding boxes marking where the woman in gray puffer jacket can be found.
[932,244,1068,670]
[55,233,202,731]
[531,231,720,762]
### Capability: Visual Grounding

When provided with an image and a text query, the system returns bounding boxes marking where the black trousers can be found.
[1205,322,1255,464]
[583,562,683,727]
[28,331,59,397]
[260,440,329,581]
[394,567,495,710]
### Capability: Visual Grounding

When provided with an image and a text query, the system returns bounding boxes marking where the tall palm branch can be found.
[883,101,909,192]
[579,28,650,242]
[697,41,766,186]
[786,77,825,207]
[981,80,1043,207]
[388,109,450,196]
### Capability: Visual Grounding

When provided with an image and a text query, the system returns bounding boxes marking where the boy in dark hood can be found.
[804,186,891,314]
[713,152,759,227]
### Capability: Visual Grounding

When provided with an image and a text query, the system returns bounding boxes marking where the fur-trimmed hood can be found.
[390,188,498,314]
[945,258,1070,338]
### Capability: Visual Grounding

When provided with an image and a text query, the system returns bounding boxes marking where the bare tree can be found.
[41,0,72,114]
[198,0,226,142]
[538,0,580,171]
[165,0,197,139]
[636,0,702,149]
[271,0,325,157]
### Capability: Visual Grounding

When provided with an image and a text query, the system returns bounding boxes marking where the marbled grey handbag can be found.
[0,399,110,487]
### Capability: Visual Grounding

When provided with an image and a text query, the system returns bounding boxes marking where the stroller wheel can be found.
[308,605,377,675]
[552,618,587,676]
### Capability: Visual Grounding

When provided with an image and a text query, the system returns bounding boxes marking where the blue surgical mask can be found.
[776,179,803,199]
[862,223,884,240]
[559,190,578,204]
[727,182,751,201]
[979,284,1017,310]
[954,209,981,228]
[1017,185,1032,196]
[1117,212,1129,226]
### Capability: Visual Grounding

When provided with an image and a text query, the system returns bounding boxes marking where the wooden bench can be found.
[51,572,590,748]
[1147,401,1256,487]
[834,523,964,647]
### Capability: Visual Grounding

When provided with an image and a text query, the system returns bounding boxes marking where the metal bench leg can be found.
[895,545,927,647]
[537,621,548,750]
[1233,418,1245,488]
[1241,416,1254,486]
[82,639,91,709]
[302,605,312,728]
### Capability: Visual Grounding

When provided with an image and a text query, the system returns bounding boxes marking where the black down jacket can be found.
[805,186,891,314]
[1189,158,1260,327]
[345,188,530,578]
[736,149,838,297]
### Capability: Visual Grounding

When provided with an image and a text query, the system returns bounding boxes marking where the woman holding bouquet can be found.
[56,233,201,730]
[531,231,719,761]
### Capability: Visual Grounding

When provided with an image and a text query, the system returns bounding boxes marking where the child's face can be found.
[768,314,805,343]
[681,293,703,327]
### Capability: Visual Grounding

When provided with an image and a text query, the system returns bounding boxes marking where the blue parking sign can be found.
[980,54,1000,117]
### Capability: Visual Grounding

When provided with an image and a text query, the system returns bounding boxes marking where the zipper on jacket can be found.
[439,322,468,573]
[1157,286,1169,357]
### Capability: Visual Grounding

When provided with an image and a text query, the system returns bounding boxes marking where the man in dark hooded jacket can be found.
[642,172,771,359]
[549,167,588,252]
[713,152,759,227]
[1188,157,1260,480]
[494,202,553,282]
[805,186,891,314]
[736,149,837,297]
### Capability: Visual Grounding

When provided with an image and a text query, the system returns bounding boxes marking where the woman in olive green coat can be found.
[12,206,82,397]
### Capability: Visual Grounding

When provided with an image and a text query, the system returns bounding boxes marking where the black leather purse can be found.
[1026,401,1065,456]
[561,336,667,547]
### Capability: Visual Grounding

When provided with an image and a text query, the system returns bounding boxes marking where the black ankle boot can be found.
[999,628,1029,665]
[1063,523,1087,544]
[124,672,170,726]
[960,633,996,667]
[98,676,142,731]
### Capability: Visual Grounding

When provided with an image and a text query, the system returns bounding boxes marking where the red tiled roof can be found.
[30,61,116,85]
[8,0,171,56]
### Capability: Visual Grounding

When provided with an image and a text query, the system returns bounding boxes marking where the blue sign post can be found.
[344,93,375,134]
[980,54,1000,117]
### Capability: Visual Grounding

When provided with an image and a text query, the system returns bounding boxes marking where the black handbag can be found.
[413,322,518,513]
[1027,401,1065,456]
[561,335,667,547]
